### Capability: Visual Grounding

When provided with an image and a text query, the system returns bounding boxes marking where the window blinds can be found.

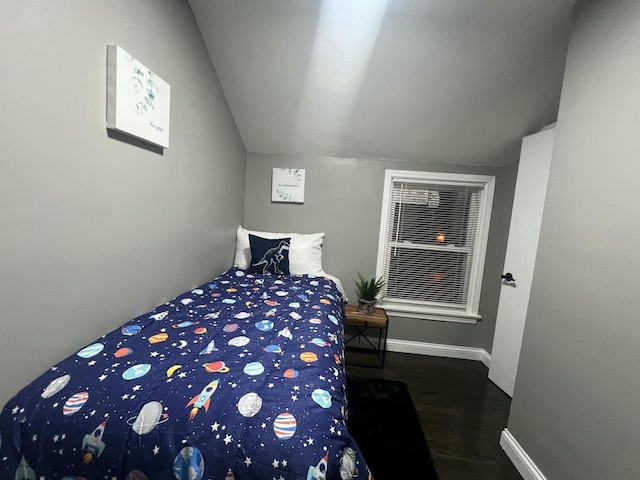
[381,180,484,310]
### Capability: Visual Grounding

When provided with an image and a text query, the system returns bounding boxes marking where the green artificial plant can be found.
[354,272,385,313]
[355,271,385,304]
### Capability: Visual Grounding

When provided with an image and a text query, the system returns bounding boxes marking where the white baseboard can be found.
[500,429,547,480]
[386,338,491,368]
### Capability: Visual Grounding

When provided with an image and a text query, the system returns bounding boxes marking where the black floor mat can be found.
[346,374,440,480]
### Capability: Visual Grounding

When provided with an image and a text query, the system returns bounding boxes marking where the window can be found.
[376,170,495,323]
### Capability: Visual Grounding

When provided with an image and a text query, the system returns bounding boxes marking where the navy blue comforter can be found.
[0,268,372,480]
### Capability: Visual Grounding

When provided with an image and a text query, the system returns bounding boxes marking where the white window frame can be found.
[375,170,495,324]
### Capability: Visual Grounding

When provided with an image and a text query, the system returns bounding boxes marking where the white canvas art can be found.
[106,45,170,148]
[272,168,305,203]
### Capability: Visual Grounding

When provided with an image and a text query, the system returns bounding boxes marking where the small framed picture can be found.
[106,45,171,148]
[272,168,305,203]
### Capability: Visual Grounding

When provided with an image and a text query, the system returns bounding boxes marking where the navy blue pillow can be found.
[249,234,291,275]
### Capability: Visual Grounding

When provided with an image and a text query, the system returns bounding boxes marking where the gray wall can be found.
[244,153,517,350]
[507,2,640,478]
[0,0,246,407]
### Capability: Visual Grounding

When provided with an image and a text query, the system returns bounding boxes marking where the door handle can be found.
[501,272,515,282]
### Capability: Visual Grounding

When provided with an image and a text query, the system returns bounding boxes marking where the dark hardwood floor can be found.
[345,351,523,480]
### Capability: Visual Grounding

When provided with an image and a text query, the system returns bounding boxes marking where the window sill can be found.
[377,302,480,324]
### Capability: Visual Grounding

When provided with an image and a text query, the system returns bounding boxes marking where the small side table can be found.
[344,304,389,368]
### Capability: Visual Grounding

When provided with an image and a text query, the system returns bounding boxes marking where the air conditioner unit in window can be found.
[403,190,440,208]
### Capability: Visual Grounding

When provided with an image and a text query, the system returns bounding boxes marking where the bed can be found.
[0,227,372,480]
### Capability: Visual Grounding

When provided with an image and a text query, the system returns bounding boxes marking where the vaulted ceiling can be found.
[188,0,575,166]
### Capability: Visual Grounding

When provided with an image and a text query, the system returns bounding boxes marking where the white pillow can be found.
[234,226,325,276]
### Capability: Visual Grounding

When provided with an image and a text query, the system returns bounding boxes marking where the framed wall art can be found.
[106,45,171,148]
[272,168,306,203]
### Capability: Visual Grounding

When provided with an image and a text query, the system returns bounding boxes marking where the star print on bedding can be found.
[0,268,371,480]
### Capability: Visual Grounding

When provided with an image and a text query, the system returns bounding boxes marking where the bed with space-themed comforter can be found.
[0,268,372,480]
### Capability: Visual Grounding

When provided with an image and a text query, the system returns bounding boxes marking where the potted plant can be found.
[355,272,385,314]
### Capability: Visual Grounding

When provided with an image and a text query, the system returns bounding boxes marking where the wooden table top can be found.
[344,304,389,328]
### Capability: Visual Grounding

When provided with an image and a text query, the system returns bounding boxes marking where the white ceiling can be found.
[188,0,575,166]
